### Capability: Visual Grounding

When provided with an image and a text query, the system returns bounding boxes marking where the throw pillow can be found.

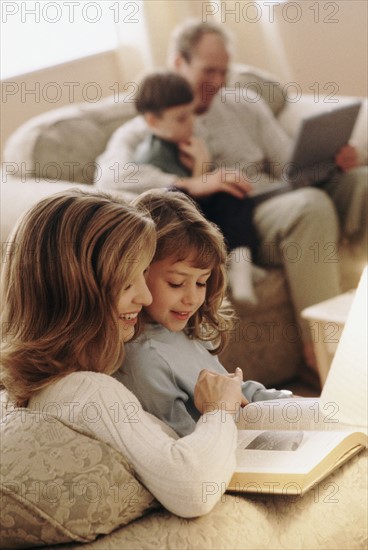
[0,408,159,549]
[228,64,286,116]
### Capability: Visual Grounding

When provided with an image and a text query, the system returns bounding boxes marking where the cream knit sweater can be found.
[28,371,238,518]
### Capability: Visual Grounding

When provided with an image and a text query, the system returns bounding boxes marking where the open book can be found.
[229,267,367,495]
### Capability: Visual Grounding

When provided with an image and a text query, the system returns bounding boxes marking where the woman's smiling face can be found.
[116,261,153,342]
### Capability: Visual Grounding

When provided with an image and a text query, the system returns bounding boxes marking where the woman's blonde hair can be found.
[133,190,234,354]
[0,189,156,406]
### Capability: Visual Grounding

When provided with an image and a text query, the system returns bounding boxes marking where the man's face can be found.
[175,33,229,114]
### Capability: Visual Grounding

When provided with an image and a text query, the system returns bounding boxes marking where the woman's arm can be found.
[92,373,239,518]
[30,372,239,518]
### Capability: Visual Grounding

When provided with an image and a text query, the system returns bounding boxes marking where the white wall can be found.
[0,50,121,159]
[128,0,367,100]
[222,0,367,98]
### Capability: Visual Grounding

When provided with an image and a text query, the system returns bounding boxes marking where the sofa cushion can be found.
[0,408,159,548]
[220,269,302,385]
[3,98,137,184]
[229,63,286,116]
[33,117,107,184]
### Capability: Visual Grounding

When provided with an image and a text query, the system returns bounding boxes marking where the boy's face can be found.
[147,102,195,143]
[144,256,211,332]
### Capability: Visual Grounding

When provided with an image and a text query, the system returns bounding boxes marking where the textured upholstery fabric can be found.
[0,409,159,549]
[220,269,302,385]
[1,407,366,550]
[4,98,137,184]
[53,449,368,549]
[229,64,286,116]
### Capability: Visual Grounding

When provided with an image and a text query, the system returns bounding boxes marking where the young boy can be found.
[134,71,209,177]
[134,71,264,302]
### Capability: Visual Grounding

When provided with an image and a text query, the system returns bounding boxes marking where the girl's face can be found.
[144,256,211,332]
[116,262,153,342]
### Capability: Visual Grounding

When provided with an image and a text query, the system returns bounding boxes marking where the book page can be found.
[235,429,354,474]
[320,267,367,430]
[236,398,346,432]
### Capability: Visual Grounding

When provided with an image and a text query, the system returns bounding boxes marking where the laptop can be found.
[250,100,362,202]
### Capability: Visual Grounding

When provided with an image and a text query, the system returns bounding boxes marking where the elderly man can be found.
[96,19,367,369]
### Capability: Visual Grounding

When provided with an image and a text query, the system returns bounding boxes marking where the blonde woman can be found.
[0,189,245,518]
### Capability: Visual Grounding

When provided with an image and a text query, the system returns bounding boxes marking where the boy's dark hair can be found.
[136,71,194,116]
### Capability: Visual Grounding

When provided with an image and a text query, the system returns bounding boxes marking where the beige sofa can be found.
[1,403,367,550]
[2,64,367,388]
[1,66,367,550]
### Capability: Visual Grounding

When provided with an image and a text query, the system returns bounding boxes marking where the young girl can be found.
[1,189,246,518]
[116,190,292,437]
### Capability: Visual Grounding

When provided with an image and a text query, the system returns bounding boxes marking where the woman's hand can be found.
[194,368,248,416]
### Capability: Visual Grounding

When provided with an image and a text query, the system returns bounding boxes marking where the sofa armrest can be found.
[0,178,137,244]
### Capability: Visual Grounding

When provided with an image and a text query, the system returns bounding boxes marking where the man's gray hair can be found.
[167,18,233,67]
